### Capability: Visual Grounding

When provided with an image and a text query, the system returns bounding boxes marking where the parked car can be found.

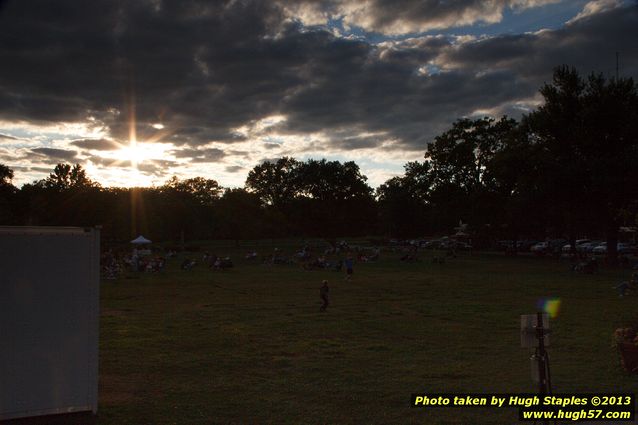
[592,242,637,255]
[497,240,514,250]
[577,241,603,253]
[531,239,567,255]
[453,241,473,250]
[561,239,591,253]
[530,242,548,254]
[618,243,637,255]
[548,239,567,251]
[517,240,539,252]
[439,240,454,250]
[592,243,607,254]
[422,239,442,249]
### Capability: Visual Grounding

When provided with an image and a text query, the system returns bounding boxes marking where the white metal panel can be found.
[0,226,100,420]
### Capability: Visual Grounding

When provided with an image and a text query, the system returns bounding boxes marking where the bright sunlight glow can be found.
[91,139,174,186]
[108,141,170,166]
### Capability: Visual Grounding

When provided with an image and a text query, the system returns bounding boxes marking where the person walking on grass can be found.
[320,280,329,312]
[344,257,354,280]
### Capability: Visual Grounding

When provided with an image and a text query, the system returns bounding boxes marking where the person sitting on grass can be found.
[401,253,417,262]
[615,272,638,297]
[206,254,218,268]
[574,257,598,274]
[616,280,632,297]
[181,258,196,270]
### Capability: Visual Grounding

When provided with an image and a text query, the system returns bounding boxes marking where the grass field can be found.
[98,243,637,424]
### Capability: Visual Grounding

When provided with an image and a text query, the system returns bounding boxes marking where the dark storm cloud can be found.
[71,138,120,151]
[12,165,52,174]
[328,133,389,150]
[166,128,247,146]
[0,0,290,141]
[444,5,638,82]
[277,38,527,149]
[137,159,177,176]
[0,0,637,160]
[225,165,245,173]
[171,147,226,163]
[31,148,78,161]
[226,150,251,158]
[281,4,638,150]
[87,155,120,167]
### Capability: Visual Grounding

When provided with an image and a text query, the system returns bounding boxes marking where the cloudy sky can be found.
[1,0,637,188]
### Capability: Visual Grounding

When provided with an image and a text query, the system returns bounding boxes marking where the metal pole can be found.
[536,312,548,395]
[536,312,550,425]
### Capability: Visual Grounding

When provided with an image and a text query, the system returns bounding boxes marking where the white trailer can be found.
[0,226,100,422]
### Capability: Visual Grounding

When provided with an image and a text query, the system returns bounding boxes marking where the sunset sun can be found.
[116,140,162,168]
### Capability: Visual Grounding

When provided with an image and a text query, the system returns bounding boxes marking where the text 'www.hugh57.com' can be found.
[410,393,635,422]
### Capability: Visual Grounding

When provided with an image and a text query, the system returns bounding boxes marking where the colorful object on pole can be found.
[537,297,561,319]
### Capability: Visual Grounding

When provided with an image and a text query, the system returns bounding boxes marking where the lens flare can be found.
[537,297,561,319]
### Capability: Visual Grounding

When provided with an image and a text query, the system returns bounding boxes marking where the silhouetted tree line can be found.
[0,158,376,243]
[1,67,637,261]
[378,66,638,263]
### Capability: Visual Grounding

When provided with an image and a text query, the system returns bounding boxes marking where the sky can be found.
[1,0,637,189]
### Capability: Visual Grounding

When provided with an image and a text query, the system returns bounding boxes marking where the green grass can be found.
[98,246,637,424]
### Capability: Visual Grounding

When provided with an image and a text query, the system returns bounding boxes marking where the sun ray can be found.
[87,86,176,187]
[128,87,138,168]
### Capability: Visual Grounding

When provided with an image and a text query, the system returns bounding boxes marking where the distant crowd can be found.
[101,237,638,283]
[100,240,392,280]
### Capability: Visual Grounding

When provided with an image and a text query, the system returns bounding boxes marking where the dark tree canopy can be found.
[45,163,97,190]
[0,164,14,185]
[245,157,300,207]
[297,159,373,201]
[526,66,638,261]
[0,164,16,224]
[376,162,433,238]
[162,176,222,207]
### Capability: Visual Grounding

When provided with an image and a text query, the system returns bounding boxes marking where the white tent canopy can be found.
[131,235,152,244]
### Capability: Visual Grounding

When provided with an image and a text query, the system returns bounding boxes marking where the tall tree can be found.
[0,164,17,224]
[0,164,14,185]
[377,161,433,237]
[45,163,97,190]
[425,116,518,230]
[297,159,373,201]
[483,123,546,247]
[162,176,222,206]
[245,157,300,207]
[246,157,376,236]
[295,159,375,236]
[216,188,265,242]
[526,66,638,263]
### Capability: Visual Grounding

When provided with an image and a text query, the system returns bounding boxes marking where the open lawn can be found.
[98,244,637,424]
